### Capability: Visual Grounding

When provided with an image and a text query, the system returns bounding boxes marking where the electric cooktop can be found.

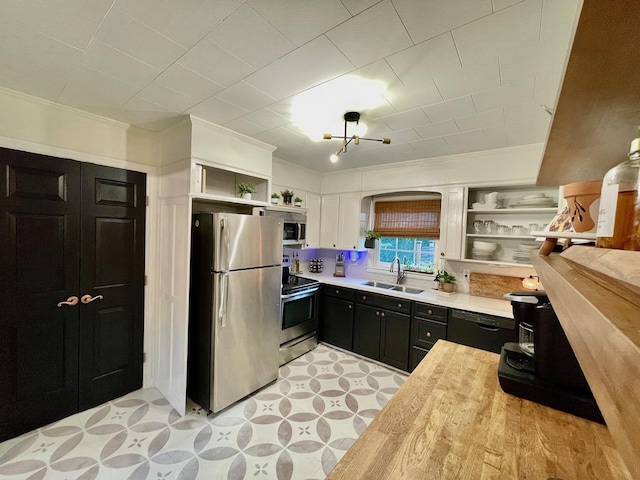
[282,275,320,295]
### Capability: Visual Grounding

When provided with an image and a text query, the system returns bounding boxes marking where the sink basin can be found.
[390,286,424,294]
[361,281,394,289]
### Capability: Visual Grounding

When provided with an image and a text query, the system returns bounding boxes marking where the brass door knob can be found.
[57,296,79,307]
[81,294,104,304]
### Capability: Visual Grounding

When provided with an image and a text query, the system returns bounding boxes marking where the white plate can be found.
[472,203,499,209]
[514,197,556,205]
[523,193,546,200]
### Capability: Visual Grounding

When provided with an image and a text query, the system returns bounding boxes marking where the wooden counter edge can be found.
[532,252,640,480]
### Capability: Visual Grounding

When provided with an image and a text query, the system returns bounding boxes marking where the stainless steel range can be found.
[279,268,320,366]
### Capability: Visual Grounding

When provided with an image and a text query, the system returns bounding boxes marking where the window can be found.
[373,198,440,273]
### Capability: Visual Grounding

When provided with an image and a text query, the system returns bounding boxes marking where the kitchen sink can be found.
[361,281,394,289]
[390,286,424,294]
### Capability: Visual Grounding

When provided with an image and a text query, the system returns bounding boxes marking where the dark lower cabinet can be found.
[354,297,410,372]
[353,304,381,360]
[319,287,354,350]
[409,302,448,371]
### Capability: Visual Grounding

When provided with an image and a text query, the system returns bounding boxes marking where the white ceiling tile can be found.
[341,0,380,16]
[0,69,66,102]
[381,109,430,131]
[455,108,503,131]
[386,34,462,86]
[394,0,492,44]
[187,96,248,124]
[50,0,114,22]
[223,117,267,136]
[472,77,535,112]
[421,96,476,123]
[539,0,582,51]
[207,4,296,70]
[504,102,550,124]
[409,137,444,157]
[247,0,351,46]
[453,0,542,68]
[326,1,412,68]
[4,0,101,51]
[82,41,160,88]
[95,9,186,71]
[216,82,277,112]
[385,80,443,112]
[414,119,459,139]
[155,64,223,102]
[124,95,170,113]
[59,65,141,108]
[179,39,255,88]
[499,44,564,86]
[254,126,307,148]
[136,83,199,112]
[443,129,485,148]
[433,61,501,100]
[244,108,291,129]
[115,0,245,48]
[377,127,422,143]
[533,69,563,107]
[492,0,525,11]
[243,36,354,100]
[483,124,509,148]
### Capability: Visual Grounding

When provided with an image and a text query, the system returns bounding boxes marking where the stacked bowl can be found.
[472,240,497,260]
[512,243,539,263]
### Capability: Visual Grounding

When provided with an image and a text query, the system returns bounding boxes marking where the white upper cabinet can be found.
[439,186,466,260]
[320,193,362,250]
[304,193,321,249]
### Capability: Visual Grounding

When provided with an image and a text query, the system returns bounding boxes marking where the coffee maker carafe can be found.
[498,291,604,423]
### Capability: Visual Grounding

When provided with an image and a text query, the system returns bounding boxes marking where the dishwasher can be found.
[447,309,516,353]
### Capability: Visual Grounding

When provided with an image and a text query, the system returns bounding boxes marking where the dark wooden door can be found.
[353,304,381,361]
[0,148,81,440]
[78,163,145,410]
[319,296,354,350]
[379,311,410,371]
[0,148,145,441]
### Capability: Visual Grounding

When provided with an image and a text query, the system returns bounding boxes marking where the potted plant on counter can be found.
[438,271,456,293]
[281,189,294,205]
[294,196,303,207]
[364,230,381,249]
[237,182,256,200]
[271,192,280,205]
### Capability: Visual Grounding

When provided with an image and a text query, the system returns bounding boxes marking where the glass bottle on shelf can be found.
[596,138,640,250]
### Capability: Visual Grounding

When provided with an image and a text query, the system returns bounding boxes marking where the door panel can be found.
[79,163,145,410]
[0,147,80,441]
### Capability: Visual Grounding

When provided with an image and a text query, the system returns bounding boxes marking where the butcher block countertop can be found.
[326,341,630,480]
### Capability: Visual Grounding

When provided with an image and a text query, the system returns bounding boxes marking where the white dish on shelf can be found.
[513,197,556,206]
[523,193,546,199]
[472,202,499,209]
[518,243,539,251]
[473,240,498,251]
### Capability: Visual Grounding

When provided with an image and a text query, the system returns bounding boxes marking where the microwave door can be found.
[298,223,306,242]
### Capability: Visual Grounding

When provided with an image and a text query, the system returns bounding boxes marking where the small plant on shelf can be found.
[364,230,382,249]
[436,270,456,293]
[294,196,303,206]
[281,189,294,205]
[271,192,280,204]
[237,183,256,199]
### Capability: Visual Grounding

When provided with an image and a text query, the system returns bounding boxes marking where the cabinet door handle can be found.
[440,252,445,256]
[381,312,385,317]
[81,294,104,304]
[348,305,352,309]
[335,289,340,294]
[426,331,432,338]
[397,303,402,308]
[57,296,79,307]
[376,311,380,316]
[428,309,433,315]
[362,295,367,300]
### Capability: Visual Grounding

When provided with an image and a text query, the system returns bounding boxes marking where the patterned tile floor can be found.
[0,345,407,480]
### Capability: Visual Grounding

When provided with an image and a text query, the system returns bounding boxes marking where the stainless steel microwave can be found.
[255,207,306,246]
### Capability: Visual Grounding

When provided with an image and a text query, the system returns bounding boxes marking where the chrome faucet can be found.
[390,257,405,284]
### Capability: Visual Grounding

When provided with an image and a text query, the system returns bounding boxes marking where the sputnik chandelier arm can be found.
[323,111,390,162]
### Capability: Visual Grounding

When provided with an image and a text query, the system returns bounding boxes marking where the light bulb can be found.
[330,153,339,163]
[522,276,539,290]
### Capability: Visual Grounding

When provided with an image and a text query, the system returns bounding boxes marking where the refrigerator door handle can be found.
[220,216,229,271]
[218,272,229,327]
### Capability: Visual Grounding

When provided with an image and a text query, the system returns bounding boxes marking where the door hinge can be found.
[144,275,148,286]
[145,195,149,206]
[143,352,147,363]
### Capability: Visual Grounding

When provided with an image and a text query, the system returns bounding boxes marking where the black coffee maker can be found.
[498,291,604,423]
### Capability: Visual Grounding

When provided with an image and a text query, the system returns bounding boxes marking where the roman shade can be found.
[374,200,441,238]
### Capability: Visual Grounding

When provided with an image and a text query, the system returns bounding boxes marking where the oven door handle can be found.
[281,287,320,300]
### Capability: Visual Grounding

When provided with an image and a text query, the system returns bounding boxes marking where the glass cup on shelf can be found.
[473,220,485,234]
[528,223,543,234]
[512,225,526,235]
[483,220,496,234]
[496,224,511,235]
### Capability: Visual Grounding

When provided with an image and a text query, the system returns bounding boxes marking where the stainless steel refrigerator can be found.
[188,212,282,413]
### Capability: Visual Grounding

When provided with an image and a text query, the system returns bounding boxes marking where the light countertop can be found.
[296,272,514,318]
[326,340,630,480]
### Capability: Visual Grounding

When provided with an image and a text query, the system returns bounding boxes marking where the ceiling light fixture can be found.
[323,112,390,163]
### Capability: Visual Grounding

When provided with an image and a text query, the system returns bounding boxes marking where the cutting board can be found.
[469,273,524,300]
